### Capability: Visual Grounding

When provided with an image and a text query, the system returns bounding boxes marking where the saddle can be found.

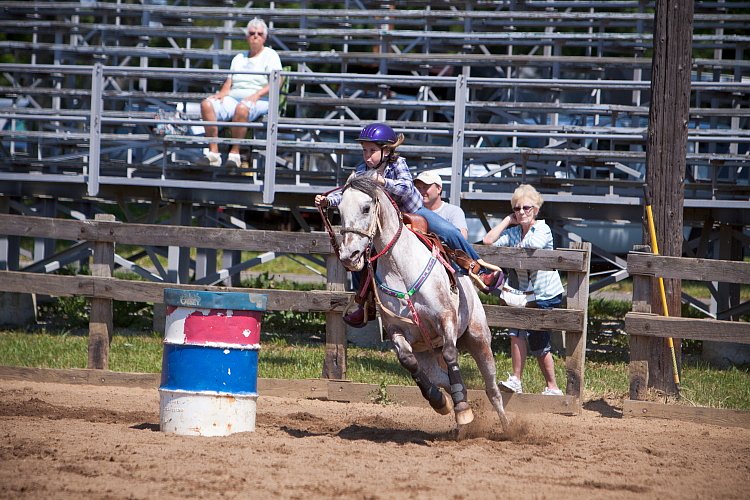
[402,213,500,291]
[344,212,503,329]
[402,213,458,289]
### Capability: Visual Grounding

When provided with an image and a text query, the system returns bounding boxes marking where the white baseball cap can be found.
[414,171,442,188]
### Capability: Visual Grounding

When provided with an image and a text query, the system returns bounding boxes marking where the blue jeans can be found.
[508,294,563,357]
[415,207,480,261]
[350,206,480,291]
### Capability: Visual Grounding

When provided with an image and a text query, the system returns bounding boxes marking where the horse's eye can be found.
[362,206,370,215]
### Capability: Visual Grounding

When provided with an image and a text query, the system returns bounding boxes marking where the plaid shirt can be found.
[326,156,423,213]
[493,219,565,301]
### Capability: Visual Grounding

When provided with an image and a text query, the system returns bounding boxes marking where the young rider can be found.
[315,122,503,327]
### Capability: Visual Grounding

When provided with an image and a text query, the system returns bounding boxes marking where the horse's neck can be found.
[373,191,430,278]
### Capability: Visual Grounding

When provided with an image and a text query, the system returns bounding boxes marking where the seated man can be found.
[414,171,469,239]
[197,17,283,168]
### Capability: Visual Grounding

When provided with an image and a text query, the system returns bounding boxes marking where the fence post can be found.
[628,244,653,400]
[263,68,281,204]
[322,254,347,379]
[449,72,467,207]
[564,241,591,402]
[87,62,103,197]
[88,213,115,369]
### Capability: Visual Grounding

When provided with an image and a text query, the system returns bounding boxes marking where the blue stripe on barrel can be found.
[160,343,259,395]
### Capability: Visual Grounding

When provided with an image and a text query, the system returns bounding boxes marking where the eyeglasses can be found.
[246,31,264,37]
[513,205,535,212]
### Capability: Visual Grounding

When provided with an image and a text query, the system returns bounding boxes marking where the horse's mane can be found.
[346,171,381,200]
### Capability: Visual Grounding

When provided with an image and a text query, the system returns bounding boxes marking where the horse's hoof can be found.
[499,414,510,432]
[455,407,474,426]
[434,394,453,415]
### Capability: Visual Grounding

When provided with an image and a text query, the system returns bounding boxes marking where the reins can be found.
[317,185,344,261]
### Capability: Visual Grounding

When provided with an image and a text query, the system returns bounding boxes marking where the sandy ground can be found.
[1,379,748,499]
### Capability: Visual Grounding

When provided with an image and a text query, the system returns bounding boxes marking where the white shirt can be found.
[433,201,468,232]
[228,47,283,96]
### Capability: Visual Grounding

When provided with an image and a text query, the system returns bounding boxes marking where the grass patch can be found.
[1,328,747,411]
[3,271,749,412]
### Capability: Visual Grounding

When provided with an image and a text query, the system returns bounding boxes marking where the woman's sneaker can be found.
[196,151,221,167]
[541,387,564,396]
[499,374,522,394]
[224,153,242,168]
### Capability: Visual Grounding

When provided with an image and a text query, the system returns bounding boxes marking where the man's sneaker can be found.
[499,374,522,394]
[196,151,221,167]
[542,387,564,396]
[224,153,241,168]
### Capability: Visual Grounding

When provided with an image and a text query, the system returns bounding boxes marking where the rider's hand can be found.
[315,195,329,208]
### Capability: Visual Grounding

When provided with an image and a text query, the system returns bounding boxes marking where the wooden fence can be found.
[624,248,750,428]
[0,213,591,404]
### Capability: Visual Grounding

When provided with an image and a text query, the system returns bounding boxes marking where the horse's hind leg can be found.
[460,322,510,431]
[391,332,452,415]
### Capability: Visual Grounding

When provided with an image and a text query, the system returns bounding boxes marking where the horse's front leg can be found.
[390,329,452,415]
[442,341,474,426]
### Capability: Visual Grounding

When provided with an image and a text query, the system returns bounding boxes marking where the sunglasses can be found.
[246,31,264,37]
[513,205,535,212]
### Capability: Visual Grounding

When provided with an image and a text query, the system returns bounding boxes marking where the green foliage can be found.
[242,272,327,341]
[371,380,395,406]
[38,296,153,330]
[38,296,90,329]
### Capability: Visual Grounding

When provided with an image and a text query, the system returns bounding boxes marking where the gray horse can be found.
[336,175,509,432]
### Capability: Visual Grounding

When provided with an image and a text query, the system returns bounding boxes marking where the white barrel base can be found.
[159,389,257,437]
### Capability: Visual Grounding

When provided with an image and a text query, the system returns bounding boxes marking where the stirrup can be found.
[468,259,504,294]
[476,258,502,273]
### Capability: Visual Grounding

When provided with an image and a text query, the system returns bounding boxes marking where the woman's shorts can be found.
[507,294,563,357]
[209,92,269,123]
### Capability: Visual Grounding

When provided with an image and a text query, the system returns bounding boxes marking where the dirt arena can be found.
[1,379,748,499]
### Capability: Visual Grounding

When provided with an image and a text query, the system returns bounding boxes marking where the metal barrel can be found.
[159,289,267,436]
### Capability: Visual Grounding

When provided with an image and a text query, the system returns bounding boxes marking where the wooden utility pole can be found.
[643,0,694,393]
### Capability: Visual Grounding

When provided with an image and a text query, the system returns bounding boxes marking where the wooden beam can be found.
[628,252,750,284]
[483,305,584,332]
[0,365,160,388]
[565,241,592,401]
[0,271,351,313]
[0,214,334,254]
[629,246,655,400]
[623,400,750,429]
[322,255,347,380]
[0,366,579,415]
[475,245,588,272]
[625,312,750,344]
[87,213,114,370]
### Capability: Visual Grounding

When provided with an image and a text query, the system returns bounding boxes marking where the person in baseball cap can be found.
[414,171,468,239]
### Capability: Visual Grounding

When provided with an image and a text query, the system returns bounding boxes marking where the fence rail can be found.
[624,248,750,426]
[0,213,591,403]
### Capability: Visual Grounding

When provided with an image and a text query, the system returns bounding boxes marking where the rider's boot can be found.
[481,269,504,292]
[343,272,377,328]
[343,298,376,328]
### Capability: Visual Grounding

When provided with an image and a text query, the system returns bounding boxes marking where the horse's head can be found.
[337,173,382,271]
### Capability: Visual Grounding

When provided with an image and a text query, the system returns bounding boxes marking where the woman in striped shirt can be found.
[483,184,565,396]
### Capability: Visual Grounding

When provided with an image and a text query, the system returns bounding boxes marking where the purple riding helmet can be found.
[356,123,398,145]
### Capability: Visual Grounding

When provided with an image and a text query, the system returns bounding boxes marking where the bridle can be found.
[319,181,453,353]
[320,182,403,265]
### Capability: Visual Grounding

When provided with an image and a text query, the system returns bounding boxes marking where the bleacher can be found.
[1,1,748,224]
